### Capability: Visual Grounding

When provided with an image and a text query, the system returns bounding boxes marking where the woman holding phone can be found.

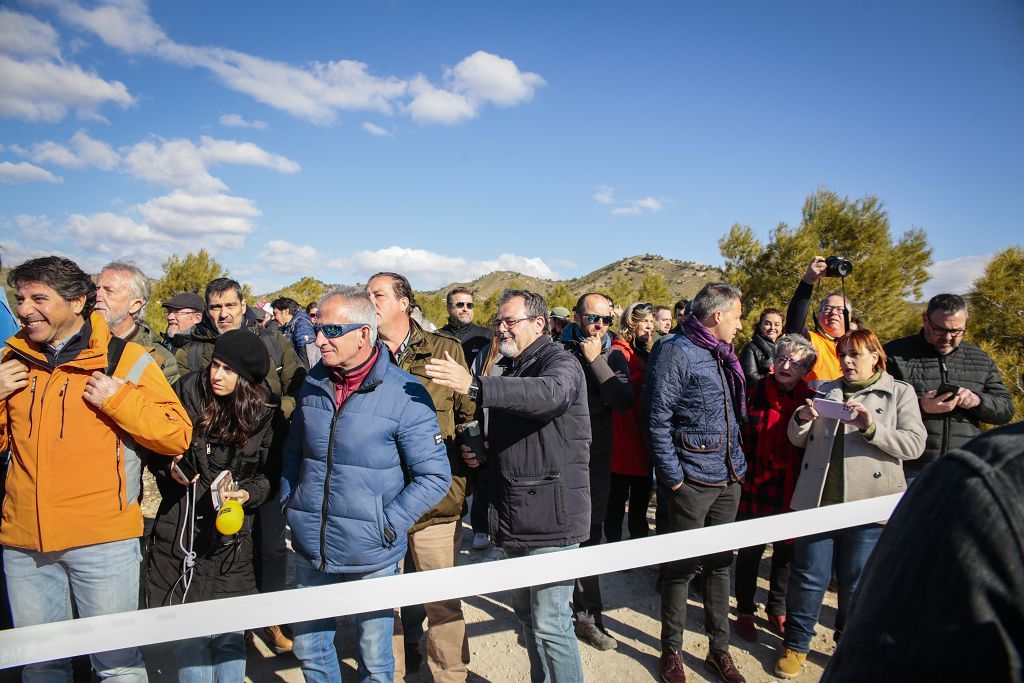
[774,328,925,678]
[146,328,281,682]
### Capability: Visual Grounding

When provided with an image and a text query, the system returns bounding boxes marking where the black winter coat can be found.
[145,372,281,607]
[884,332,1015,472]
[739,332,775,385]
[478,336,592,549]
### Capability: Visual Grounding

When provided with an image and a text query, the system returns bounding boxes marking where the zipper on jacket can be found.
[115,436,124,510]
[939,358,950,455]
[59,379,69,438]
[27,377,38,437]
[717,359,737,481]
[319,402,347,571]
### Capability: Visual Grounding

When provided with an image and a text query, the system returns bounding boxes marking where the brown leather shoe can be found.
[660,648,686,683]
[705,650,745,683]
[734,613,758,642]
[263,624,293,654]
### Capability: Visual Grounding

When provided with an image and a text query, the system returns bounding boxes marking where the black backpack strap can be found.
[105,335,127,377]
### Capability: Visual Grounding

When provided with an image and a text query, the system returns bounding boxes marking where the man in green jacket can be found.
[368,272,476,682]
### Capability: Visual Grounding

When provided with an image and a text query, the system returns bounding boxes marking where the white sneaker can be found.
[472,532,491,550]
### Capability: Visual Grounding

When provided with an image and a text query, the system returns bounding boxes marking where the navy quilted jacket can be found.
[644,333,747,487]
[279,342,451,573]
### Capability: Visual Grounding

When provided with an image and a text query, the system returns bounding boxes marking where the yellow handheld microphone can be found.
[215,499,244,536]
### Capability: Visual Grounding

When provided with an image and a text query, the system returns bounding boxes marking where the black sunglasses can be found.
[453,302,474,309]
[315,323,367,339]
[582,313,614,325]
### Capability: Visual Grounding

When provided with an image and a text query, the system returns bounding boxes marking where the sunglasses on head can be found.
[582,313,614,325]
[315,323,368,339]
[453,302,474,309]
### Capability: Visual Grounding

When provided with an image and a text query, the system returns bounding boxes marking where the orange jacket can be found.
[1,313,193,552]
[805,329,843,389]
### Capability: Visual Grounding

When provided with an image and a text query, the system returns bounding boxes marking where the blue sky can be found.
[1,0,1021,297]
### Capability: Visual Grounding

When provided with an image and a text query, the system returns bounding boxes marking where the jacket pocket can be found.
[506,474,563,536]
[677,431,723,453]
[375,496,395,548]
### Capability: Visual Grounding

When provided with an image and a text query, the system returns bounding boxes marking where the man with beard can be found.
[440,287,491,366]
[160,292,204,353]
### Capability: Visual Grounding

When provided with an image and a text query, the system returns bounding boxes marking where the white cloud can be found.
[198,136,300,173]
[262,240,319,274]
[17,130,119,169]
[610,195,667,216]
[219,113,268,129]
[611,205,643,216]
[635,197,664,212]
[0,8,61,58]
[138,190,260,239]
[593,185,614,204]
[0,161,63,184]
[330,246,558,289]
[361,121,393,137]
[0,8,134,122]
[406,75,476,125]
[922,254,993,300]
[41,0,541,127]
[449,50,546,107]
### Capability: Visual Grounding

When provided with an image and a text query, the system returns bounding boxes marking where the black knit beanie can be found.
[212,329,270,385]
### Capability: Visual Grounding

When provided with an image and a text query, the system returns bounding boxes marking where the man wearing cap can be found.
[549,306,571,338]
[440,287,491,367]
[161,292,204,353]
[94,261,179,385]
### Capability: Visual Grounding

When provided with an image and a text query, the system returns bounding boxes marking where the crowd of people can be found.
[0,252,1019,683]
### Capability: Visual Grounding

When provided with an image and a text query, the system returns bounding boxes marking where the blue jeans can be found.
[175,632,245,683]
[784,523,884,653]
[505,545,583,683]
[3,538,148,682]
[290,560,399,683]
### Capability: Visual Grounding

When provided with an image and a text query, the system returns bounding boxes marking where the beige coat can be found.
[788,371,925,511]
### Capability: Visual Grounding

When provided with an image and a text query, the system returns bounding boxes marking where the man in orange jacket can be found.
[0,256,192,681]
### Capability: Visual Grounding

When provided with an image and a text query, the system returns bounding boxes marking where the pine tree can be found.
[146,250,228,332]
[637,270,671,306]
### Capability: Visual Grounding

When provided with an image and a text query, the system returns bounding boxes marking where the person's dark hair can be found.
[690,283,742,321]
[574,292,606,315]
[758,307,784,326]
[7,256,97,316]
[446,287,474,307]
[306,301,318,314]
[205,277,243,303]
[926,293,968,318]
[674,299,691,315]
[653,305,671,316]
[270,297,301,314]
[497,289,548,321]
[195,366,272,448]
[369,272,416,308]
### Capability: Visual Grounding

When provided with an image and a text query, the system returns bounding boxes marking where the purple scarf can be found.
[681,315,747,420]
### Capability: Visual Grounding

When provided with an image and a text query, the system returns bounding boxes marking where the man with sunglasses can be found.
[884,293,1014,481]
[440,287,491,366]
[557,293,632,651]
[367,272,476,681]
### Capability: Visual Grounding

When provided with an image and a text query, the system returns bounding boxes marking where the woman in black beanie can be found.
[145,328,282,683]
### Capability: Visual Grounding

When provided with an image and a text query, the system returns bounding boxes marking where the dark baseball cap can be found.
[162,293,205,311]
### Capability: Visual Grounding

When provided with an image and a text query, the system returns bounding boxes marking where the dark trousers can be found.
[734,541,793,616]
[254,496,288,593]
[573,455,611,626]
[604,473,651,543]
[660,480,740,653]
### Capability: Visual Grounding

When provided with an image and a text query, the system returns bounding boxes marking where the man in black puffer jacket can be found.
[426,288,591,683]
[884,293,1015,480]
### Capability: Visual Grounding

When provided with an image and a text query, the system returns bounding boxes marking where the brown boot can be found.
[660,648,686,683]
[705,650,745,683]
[734,613,758,643]
[263,624,293,654]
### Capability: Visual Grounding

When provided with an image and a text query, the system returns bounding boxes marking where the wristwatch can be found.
[467,378,480,401]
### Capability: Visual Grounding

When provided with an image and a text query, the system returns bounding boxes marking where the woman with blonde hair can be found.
[775,328,926,679]
[604,302,656,543]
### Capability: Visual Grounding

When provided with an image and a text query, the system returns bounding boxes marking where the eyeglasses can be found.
[820,305,848,314]
[453,302,474,310]
[315,323,368,338]
[581,313,614,325]
[775,356,809,369]
[926,318,966,338]
[492,316,539,330]
[168,308,199,316]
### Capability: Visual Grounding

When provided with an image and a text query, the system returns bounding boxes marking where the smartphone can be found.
[812,397,857,422]
[455,420,486,461]
[936,383,962,402]
[172,456,199,483]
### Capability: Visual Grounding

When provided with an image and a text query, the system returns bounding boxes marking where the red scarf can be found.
[745,376,810,497]
[329,346,379,408]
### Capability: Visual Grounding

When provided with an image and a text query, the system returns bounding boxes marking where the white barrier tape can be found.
[0,493,901,669]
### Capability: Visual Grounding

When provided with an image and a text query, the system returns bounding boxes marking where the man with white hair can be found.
[95,261,179,383]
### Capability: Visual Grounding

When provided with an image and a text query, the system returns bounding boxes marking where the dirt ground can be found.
[3,478,839,682]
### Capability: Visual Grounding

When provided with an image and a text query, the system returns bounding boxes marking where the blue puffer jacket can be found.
[643,333,747,487]
[282,311,317,352]
[279,342,451,574]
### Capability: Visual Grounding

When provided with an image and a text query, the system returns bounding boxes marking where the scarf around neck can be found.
[681,314,747,420]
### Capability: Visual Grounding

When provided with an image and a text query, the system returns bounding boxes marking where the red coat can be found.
[610,337,651,477]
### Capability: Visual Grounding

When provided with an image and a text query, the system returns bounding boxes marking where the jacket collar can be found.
[824,370,897,399]
[307,340,389,396]
[6,312,111,372]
